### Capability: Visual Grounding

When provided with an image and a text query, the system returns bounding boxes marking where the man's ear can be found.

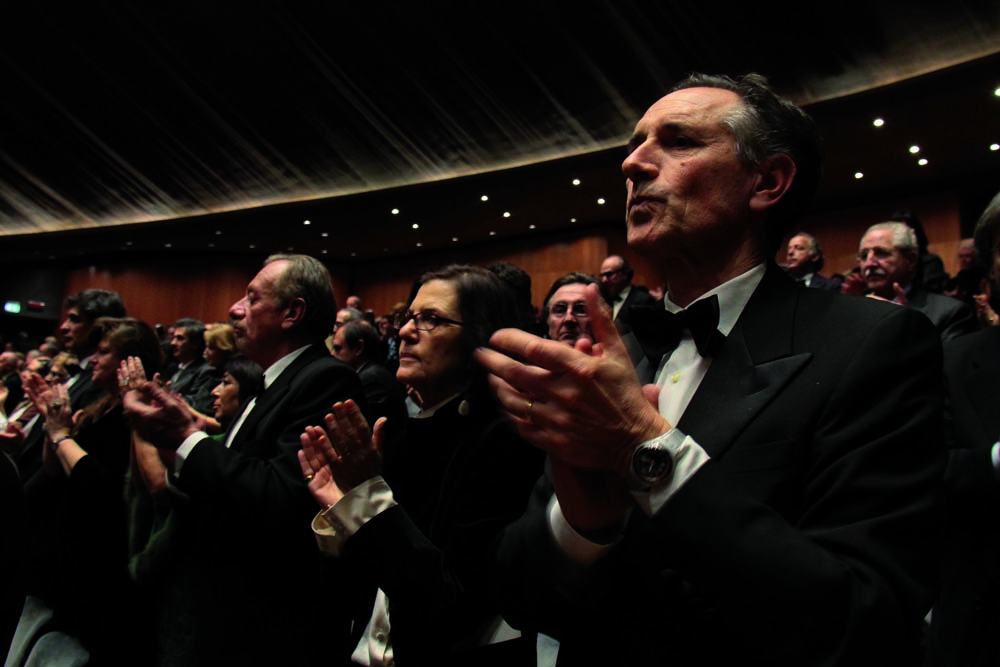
[749,154,796,214]
[282,298,307,330]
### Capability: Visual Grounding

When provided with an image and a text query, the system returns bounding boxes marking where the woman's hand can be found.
[41,383,74,443]
[297,399,386,508]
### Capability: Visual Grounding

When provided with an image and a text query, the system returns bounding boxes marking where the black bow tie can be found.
[629,295,725,360]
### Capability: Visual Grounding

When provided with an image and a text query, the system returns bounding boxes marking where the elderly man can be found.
[168,317,218,414]
[477,73,944,665]
[599,255,656,328]
[544,272,600,347]
[124,254,365,665]
[859,221,977,342]
[926,190,1000,666]
[785,231,839,290]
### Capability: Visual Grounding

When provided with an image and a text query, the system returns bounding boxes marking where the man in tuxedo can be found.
[785,231,840,290]
[859,221,977,342]
[476,73,945,665]
[168,317,218,414]
[925,190,1000,667]
[124,254,365,665]
[599,254,656,329]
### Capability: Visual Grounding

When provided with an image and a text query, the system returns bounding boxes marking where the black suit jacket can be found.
[358,361,409,443]
[926,327,1000,667]
[493,264,946,666]
[806,272,840,291]
[169,357,219,414]
[906,287,978,343]
[173,343,366,666]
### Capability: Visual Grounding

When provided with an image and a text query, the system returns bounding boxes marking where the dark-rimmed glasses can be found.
[394,310,464,331]
[549,302,589,319]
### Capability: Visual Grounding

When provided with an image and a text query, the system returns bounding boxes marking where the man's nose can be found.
[622,145,657,183]
[229,299,246,319]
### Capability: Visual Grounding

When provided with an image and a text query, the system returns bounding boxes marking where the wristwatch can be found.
[629,429,684,490]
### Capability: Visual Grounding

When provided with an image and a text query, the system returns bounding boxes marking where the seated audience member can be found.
[300,265,544,665]
[0,356,53,481]
[169,318,218,414]
[476,73,944,666]
[489,261,539,333]
[543,272,600,347]
[346,295,363,311]
[891,208,949,293]
[204,322,237,370]
[121,254,366,665]
[12,317,161,666]
[124,353,262,666]
[858,222,977,342]
[0,351,25,418]
[944,238,988,307]
[59,288,127,411]
[332,319,408,442]
[926,190,1000,667]
[599,254,657,329]
[784,232,840,290]
[1,448,26,658]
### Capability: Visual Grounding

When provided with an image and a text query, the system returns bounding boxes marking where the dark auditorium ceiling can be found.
[2,1,1000,264]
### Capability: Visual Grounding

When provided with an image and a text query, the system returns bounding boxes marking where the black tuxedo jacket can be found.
[493,264,946,666]
[926,327,1000,666]
[806,272,840,291]
[173,343,366,665]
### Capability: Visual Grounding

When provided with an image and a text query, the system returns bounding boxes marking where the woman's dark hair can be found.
[408,265,523,399]
[223,354,264,405]
[75,317,163,433]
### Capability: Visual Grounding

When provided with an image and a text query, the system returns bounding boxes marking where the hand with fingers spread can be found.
[122,371,200,450]
[474,283,670,479]
[298,399,385,507]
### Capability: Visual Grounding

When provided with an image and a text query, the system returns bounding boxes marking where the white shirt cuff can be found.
[992,442,1000,476]
[547,493,620,565]
[630,432,710,517]
[173,430,208,476]
[312,477,396,557]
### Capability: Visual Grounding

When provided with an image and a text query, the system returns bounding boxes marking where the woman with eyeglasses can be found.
[299,265,544,666]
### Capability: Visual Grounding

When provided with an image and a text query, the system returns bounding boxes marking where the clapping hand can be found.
[298,399,386,507]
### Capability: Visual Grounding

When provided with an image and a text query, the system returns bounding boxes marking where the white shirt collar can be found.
[663,263,766,337]
[262,344,312,389]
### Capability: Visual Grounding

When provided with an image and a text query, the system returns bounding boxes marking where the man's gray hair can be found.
[264,254,337,341]
[974,190,1000,274]
[861,222,918,255]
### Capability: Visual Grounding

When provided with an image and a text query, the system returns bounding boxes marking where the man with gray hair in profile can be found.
[785,231,839,290]
[124,253,365,665]
[859,221,977,341]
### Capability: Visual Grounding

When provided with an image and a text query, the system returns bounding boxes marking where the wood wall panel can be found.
[55,187,972,335]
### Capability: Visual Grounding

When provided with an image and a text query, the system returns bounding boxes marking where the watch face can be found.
[634,445,673,482]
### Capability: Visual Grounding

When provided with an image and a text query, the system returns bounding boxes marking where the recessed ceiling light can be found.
[991,143,1000,151]
[489,231,496,236]
[452,237,458,242]
[481,195,488,201]
[321,232,329,237]
[918,158,928,166]
[529,225,536,229]
[995,87,1000,97]
[503,212,511,218]
[597,198,605,205]
[383,247,388,252]
[873,118,885,127]
[165,243,172,248]
[854,172,864,179]
[570,218,576,223]
[208,243,215,248]
[125,241,132,246]
[250,244,256,249]
[303,220,311,225]
[909,145,920,154]
[572,179,581,186]
[416,242,422,247]
[323,250,328,254]
[391,208,400,215]
[351,252,356,256]
[412,223,419,229]
[215,231,222,235]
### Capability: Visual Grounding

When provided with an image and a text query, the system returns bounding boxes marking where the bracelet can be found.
[51,434,74,448]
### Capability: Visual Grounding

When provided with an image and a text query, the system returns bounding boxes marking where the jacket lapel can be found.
[677,264,812,459]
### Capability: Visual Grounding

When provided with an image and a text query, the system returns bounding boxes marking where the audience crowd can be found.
[1,72,998,667]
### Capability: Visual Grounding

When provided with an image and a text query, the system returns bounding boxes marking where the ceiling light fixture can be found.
[391,208,400,215]
[909,145,920,154]
[873,118,885,127]
[572,179,581,185]
[303,220,311,225]
[481,195,488,201]
[855,172,864,179]
[503,212,510,218]
[597,198,605,205]
[991,143,1000,151]
[412,223,419,229]
[918,158,928,166]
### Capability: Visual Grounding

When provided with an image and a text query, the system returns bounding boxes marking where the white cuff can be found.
[173,430,208,476]
[312,477,396,557]
[547,494,620,565]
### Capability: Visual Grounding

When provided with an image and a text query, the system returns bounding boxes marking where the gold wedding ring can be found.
[304,473,315,482]
[525,399,534,423]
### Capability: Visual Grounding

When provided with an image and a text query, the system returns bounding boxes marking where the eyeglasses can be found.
[549,302,589,319]
[394,310,464,331]
[599,268,623,280]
